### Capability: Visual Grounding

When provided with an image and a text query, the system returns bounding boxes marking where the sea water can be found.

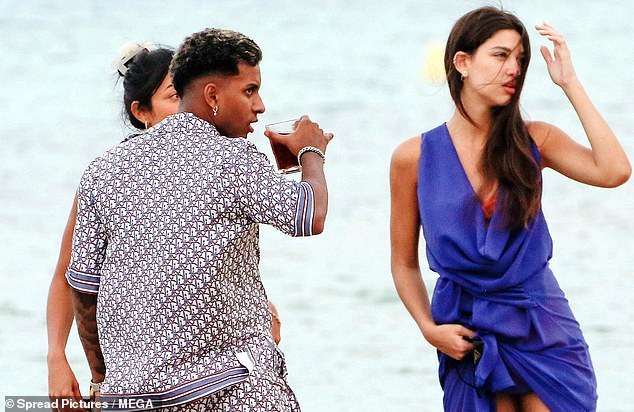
[0,1,632,410]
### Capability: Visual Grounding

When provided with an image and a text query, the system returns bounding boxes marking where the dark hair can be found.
[444,6,540,228]
[120,47,174,129]
[170,28,262,96]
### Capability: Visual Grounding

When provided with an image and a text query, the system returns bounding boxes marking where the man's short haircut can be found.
[170,28,262,96]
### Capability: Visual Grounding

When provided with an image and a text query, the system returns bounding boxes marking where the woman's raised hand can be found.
[536,23,579,89]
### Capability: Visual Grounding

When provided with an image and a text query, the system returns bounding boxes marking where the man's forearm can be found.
[71,290,105,383]
[300,153,328,234]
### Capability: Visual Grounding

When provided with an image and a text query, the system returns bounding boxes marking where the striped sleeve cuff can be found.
[293,182,315,237]
[66,267,100,294]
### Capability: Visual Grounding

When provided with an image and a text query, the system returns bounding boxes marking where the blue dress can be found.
[418,124,597,411]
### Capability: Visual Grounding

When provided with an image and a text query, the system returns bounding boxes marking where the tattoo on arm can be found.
[71,290,105,382]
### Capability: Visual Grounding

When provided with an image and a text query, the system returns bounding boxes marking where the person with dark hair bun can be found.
[68,28,332,410]
[391,6,630,412]
[46,43,179,407]
[118,45,178,130]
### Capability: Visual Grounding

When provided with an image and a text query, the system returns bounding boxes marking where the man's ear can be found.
[203,82,218,108]
[452,51,470,75]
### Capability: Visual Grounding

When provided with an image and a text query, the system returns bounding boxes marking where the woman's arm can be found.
[532,23,631,187]
[267,300,281,345]
[46,195,83,401]
[390,137,474,361]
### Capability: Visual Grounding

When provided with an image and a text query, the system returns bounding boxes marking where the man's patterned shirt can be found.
[66,112,315,406]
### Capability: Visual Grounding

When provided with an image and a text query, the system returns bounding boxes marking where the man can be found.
[67,28,332,411]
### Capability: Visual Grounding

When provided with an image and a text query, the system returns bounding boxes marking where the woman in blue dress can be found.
[390,7,630,412]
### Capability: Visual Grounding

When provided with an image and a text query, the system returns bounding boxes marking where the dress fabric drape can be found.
[417,124,597,411]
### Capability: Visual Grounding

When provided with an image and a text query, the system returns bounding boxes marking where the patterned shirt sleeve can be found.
[232,140,315,237]
[65,166,107,294]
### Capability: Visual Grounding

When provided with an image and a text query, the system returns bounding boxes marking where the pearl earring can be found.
[213,106,218,116]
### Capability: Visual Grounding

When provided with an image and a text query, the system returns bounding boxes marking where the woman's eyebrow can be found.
[490,46,513,52]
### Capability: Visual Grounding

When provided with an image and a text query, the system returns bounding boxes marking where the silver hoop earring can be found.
[213,106,218,116]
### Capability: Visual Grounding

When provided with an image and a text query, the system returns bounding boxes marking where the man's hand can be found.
[264,115,333,157]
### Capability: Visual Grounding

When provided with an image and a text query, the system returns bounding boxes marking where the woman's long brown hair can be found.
[444,7,541,229]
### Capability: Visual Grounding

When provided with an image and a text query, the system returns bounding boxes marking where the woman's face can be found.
[463,29,525,107]
[147,73,180,126]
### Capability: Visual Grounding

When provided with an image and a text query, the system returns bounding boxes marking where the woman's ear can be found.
[452,51,470,76]
[130,101,151,126]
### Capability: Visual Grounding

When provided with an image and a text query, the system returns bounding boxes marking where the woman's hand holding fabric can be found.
[424,324,476,360]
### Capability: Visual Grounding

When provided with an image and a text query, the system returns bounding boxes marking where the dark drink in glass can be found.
[265,119,301,174]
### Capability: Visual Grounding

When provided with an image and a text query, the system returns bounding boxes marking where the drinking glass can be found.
[265,119,302,174]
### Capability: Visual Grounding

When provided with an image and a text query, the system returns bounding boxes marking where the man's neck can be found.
[178,96,214,124]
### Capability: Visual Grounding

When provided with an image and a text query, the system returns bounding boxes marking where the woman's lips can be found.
[503,81,517,94]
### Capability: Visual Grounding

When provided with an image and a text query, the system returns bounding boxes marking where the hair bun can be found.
[112,42,157,76]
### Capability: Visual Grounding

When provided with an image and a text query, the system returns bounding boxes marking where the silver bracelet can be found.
[297,146,325,166]
[89,380,102,401]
